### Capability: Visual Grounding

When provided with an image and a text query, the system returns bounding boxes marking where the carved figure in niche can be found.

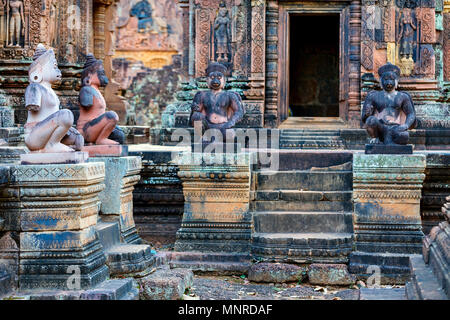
[24,44,84,153]
[77,54,125,146]
[189,62,244,141]
[130,0,153,33]
[47,0,57,47]
[8,0,24,47]
[397,9,416,59]
[362,63,417,145]
[0,0,5,46]
[214,2,231,63]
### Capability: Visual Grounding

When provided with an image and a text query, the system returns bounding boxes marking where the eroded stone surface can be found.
[137,267,193,300]
[248,263,307,283]
[308,264,356,286]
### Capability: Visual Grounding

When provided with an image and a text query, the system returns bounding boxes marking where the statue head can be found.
[218,2,228,17]
[29,44,62,84]
[206,62,227,91]
[378,63,400,92]
[81,54,109,87]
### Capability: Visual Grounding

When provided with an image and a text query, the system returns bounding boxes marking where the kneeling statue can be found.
[77,54,125,145]
[189,62,244,141]
[24,44,83,153]
[362,62,417,145]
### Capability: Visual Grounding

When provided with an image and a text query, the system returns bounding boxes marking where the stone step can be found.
[252,199,353,212]
[251,232,353,263]
[407,255,448,300]
[252,150,353,171]
[254,190,352,202]
[14,278,139,300]
[427,238,450,296]
[81,278,139,300]
[166,252,251,275]
[137,267,194,300]
[105,244,155,276]
[280,142,345,149]
[359,288,406,300]
[255,171,352,191]
[253,211,353,233]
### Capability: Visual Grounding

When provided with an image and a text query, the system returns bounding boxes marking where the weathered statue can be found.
[77,54,125,145]
[214,2,231,62]
[8,0,24,46]
[362,63,417,145]
[0,0,6,46]
[130,0,153,33]
[24,44,83,153]
[398,9,416,59]
[189,62,244,140]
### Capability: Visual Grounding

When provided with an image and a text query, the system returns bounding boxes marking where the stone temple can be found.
[0,0,448,301]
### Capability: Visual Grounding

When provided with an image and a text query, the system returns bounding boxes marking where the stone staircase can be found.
[250,151,354,264]
[280,129,345,149]
[96,219,157,276]
[405,196,450,300]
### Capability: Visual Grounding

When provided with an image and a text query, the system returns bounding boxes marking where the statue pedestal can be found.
[20,151,88,165]
[365,144,413,155]
[81,145,128,157]
[87,156,142,244]
[349,154,426,284]
[0,163,109,290]
[172,152,252,272]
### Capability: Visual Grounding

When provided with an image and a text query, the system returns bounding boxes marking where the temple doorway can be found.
[288,14,340,118]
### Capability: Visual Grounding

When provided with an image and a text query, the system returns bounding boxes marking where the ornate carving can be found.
[444,13,450,80]
[416,7,436,44]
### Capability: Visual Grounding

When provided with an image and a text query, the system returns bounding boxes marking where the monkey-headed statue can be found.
[24,44,84,155]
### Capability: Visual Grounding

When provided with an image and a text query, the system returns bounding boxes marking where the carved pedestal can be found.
[172,152,252,272]
[87,156,142,244]
[0,163,109,290]
[349,154,426,284]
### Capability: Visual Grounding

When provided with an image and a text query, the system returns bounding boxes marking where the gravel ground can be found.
[188,275,360,300]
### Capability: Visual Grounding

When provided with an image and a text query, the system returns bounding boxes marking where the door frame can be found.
[278,2,351,124]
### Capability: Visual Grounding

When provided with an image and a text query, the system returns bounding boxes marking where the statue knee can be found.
[393,130,409,145]
[58,109,74,129]
[105,111,119,125]
[365,116,379,128]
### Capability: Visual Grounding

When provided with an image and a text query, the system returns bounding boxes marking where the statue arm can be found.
[25,83,42,112]
[79,87,94,109]
[189,91,204,125]
[361,93,376,125]
[20,1,24,24]
[401,93,417,130]
[225,92,244,128]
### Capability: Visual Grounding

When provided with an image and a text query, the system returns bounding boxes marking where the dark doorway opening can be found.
[289,14,340,117]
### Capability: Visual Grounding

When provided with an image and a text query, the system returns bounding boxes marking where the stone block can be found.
[308,264,356,286]
[248,263,307,283]
[137,267,193,300]
[20,152,88,165]
[88,156,142,244]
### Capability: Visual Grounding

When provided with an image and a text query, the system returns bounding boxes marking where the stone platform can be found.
[20,151,88,165]
[349,153,426,284]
